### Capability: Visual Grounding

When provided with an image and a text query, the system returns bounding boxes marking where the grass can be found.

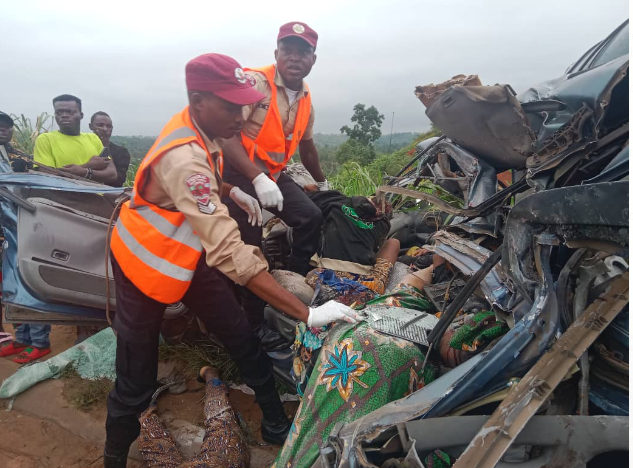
[330,162,378,197]
[10,112,54,155]
[158,341,296,395]
[60,366,113,411]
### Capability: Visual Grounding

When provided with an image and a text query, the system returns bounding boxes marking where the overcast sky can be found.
[4,0,629,136]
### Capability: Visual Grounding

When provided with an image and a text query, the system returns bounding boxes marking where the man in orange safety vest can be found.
[104,53,358,468]
[221,22,330,351]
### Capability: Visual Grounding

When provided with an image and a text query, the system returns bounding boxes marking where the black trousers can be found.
[222,164,323,325]
[105,256,278,456]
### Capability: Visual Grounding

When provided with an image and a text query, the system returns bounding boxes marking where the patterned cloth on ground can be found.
[138,381,250,468]
[274,322,437,468]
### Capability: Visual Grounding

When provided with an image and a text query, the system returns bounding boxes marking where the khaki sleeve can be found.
[153,145,268,285]
[242,71,270,123]
[302,105,315,140]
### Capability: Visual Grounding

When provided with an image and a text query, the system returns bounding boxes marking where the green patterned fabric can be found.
[272,322,437,468]
[448,310,508,352]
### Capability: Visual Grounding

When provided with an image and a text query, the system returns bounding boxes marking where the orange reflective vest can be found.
[241,64,311,180]
[110,107,223,303]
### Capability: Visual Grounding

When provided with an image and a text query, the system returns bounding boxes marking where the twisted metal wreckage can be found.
[313,20,629,468]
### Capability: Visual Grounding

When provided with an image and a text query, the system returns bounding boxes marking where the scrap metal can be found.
[452,272,629,468]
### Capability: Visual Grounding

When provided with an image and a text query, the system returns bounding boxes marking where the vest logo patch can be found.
[186,173,216,214]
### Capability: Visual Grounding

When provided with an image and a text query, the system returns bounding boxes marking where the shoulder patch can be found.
[186,173,216,214]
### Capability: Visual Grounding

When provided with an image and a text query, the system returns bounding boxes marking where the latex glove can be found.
[229,187,262,226]
[252,173,284,211]
[307,300,361,328]
[316,180,330,191]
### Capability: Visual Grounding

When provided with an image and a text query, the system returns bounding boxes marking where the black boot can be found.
[103,449,128,468]
[261,414,292,445]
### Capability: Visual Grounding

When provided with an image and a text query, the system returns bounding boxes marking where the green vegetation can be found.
[330,126,443,197]
[340,103,385,147]
[10,112,54,155]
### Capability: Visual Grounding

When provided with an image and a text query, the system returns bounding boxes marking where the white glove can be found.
[252,173,284,211]
[307,300,362,328]
[229,187,262,226]
[316,180,330,191]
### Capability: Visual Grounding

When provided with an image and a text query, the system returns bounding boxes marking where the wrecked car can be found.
[310,19,629,468]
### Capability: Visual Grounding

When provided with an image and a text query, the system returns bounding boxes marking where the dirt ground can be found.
[0,325,294,467]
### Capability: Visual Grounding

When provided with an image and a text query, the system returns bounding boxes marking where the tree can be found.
[340,104,385,147]
[335,139,376,166]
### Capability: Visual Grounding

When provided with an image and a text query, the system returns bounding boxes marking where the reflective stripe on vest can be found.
[241,64,311,180]
[110,107,218,303]
[114,220,196,283]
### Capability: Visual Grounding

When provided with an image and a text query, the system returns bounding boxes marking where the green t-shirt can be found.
[34,131,104,168]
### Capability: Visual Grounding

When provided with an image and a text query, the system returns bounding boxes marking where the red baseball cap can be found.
[185,53,265,106]
[277,22,318,49]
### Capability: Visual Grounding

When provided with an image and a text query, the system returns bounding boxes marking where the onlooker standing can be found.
[0,111,30,172]
[0,109,51,362]
[34,94,118,185]
[89,111,131,187]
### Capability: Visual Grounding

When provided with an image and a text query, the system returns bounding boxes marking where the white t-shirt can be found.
[285,87,300,106]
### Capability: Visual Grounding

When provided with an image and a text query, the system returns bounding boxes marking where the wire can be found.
[104,196,127,326]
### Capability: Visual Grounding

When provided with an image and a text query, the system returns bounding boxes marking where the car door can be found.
[0,172,126,325]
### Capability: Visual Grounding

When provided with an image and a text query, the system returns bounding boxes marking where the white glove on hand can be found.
[252,173,284,212]
[307,300,361,328]
[229,187,263,226]
[316,180,330,191]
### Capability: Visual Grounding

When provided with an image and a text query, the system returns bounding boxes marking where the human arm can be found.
[246,272,359,326]
[298,138,325,183]
[220,136,284,210]
[62,158,118,185]
[112,146,131,187]
[152,145,357,325]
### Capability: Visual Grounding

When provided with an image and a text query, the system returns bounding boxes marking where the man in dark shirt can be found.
[89,111,131,187]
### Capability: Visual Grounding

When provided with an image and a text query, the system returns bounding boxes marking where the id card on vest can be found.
[186,173,217,215]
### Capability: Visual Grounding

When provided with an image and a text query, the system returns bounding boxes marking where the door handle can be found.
[51,250,70,262]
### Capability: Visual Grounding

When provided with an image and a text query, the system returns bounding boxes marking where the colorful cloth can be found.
[273,322,437,468]
[138,381,249,468]
[365,284,433,311]
[306,258,393,307]
[439,311,509,368]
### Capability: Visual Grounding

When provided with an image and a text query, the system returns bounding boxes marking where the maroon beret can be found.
[185,53,265,105]
[277,22,318,48]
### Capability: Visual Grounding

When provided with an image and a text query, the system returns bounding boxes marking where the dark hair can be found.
[91,111,110,123]
[53,94,82,111]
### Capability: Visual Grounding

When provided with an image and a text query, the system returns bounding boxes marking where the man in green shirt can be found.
[34,94,118,184]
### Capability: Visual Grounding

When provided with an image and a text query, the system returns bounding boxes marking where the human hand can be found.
[229,187,263,226]
[252,173,284,211]
[303,184,319,193]
[307,300,362,328]
[84,155,109,170]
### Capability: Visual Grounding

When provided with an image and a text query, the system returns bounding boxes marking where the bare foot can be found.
[200,366,220,382]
